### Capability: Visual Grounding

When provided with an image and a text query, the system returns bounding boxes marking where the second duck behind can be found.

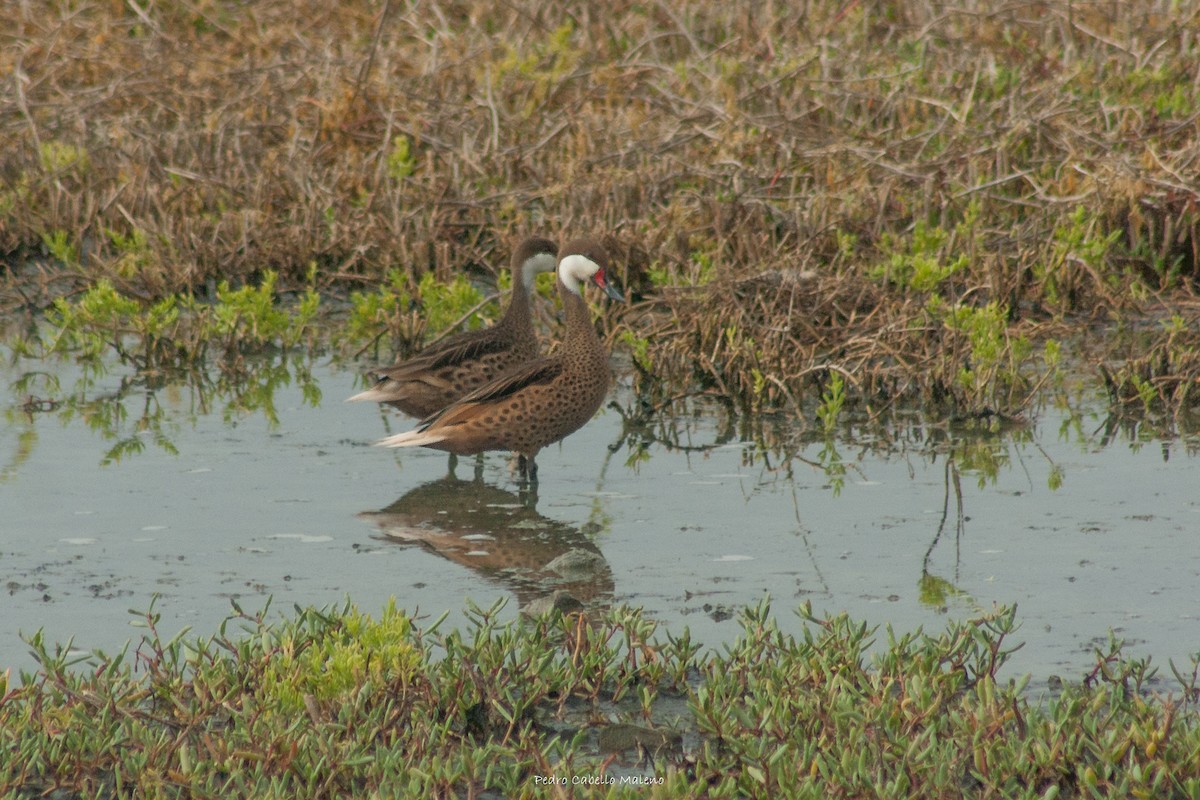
[347,236,559,418]
[376,237,623,482]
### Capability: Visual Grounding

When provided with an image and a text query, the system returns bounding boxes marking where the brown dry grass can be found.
[3,0,1199,415]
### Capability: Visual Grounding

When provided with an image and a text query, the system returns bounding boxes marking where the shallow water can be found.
[3,354,1199,689]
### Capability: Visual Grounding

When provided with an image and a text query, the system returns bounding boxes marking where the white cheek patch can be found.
[522,253,557,290]
[557,254,599,295]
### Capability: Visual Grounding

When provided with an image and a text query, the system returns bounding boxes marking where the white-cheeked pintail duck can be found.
[346,236,559,418]
[376,237,623,482]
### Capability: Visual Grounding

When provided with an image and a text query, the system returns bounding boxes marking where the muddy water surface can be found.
[3,355,1199,687]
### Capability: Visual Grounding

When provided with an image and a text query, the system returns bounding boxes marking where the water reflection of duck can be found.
[347,236,559,418]
[376,237,623,483]
[359,474,614,612]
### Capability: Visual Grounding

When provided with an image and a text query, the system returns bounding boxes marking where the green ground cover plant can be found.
[2,601,1199,798]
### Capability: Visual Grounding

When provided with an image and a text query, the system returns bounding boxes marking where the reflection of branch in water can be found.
[0,426,37,484]
[606,393,738,464]
[788,483,832,601]
[609,384,1190,503]
[1093,411,1200,457]
[360,474,615,614]
[920,457,971,609]
[609,393,883,491]
[2,353,322,469]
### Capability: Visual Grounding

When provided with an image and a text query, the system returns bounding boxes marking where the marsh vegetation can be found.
[4,0,1200,795]
[4,0,1199,425]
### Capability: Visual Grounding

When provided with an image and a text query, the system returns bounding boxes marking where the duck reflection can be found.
[359,475,614,613]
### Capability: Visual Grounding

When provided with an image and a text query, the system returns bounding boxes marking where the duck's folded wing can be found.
[417,358,563,430]
[376,334,510,381]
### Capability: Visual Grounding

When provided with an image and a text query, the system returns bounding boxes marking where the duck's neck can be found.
[498,266,532,330]
[559,279,600,354]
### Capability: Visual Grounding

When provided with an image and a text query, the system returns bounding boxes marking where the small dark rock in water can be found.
[703,603,733,622]
[597,723,683,754]
[543,548,606,581]
[521,590,584,618]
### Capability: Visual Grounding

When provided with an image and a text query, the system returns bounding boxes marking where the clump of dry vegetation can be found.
[3,0,1199,418]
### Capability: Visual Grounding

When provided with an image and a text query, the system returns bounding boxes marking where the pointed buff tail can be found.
[375,429,449,449]
[345,386,388,403]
